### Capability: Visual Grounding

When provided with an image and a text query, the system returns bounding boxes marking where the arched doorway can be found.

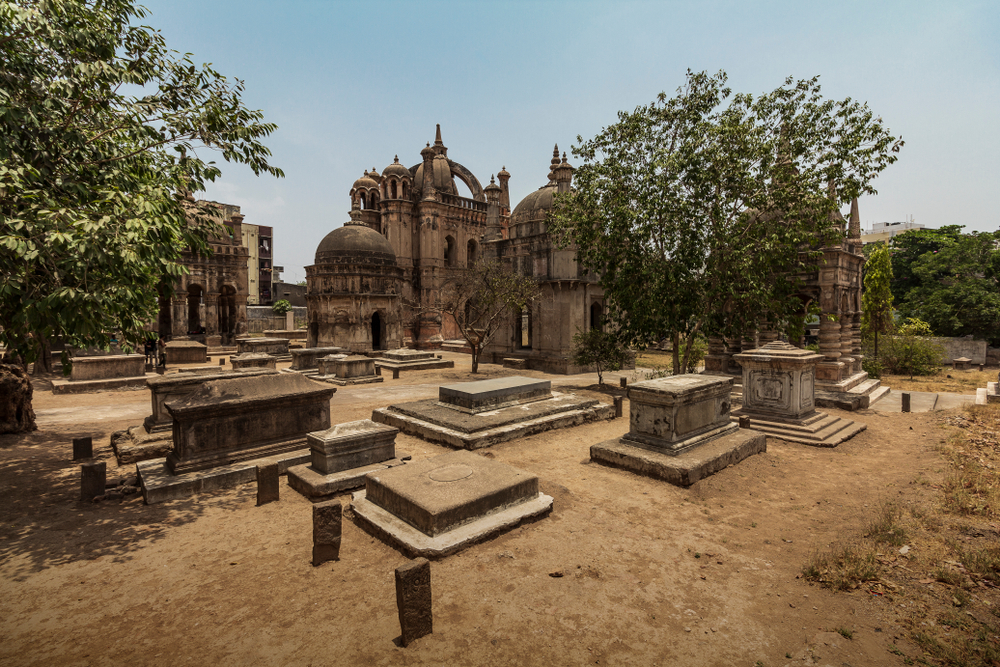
[371,311,382,350]
[187,284,204,334]
[590,302,603,331]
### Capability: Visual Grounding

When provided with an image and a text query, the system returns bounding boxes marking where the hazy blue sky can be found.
[140,0,999,282]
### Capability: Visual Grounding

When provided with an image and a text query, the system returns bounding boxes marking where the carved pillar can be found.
[852,312,863,374]
[741,331,759,354]
[839,312,854,373]
[704,336,729,373]
[758,318,779,346]
[724,337,742,374]
[816,313,845,382]
[205,293,219,336]
[171,294,187,338]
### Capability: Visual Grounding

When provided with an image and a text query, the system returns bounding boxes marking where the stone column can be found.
[839,312,854,374]
[205,293,220,336]
[724,337,741,374]
[816,312,845,382]
[741,331,759,354]
[171,294,187,338]
[703,336,729,373]
[758,319,779,346]
[852,312,863,374]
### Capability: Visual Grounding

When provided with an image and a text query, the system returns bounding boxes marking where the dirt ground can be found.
[0,353,991,666]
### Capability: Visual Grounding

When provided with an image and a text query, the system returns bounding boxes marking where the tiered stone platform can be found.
[288,420,406,500]
[815,371,890,410]
[314,354,384,386]
[591,375,765,487]
[351,450,552,558]
[285,347,351,374]
[236,337,291,361]
[374,349,454,372]
[372,376,614,449]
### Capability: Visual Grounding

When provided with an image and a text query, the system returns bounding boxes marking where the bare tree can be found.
[415,260,540,373]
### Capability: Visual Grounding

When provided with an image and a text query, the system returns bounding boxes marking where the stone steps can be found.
[732,411,866,447]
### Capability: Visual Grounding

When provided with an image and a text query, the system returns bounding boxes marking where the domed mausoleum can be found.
[305,204,403,351]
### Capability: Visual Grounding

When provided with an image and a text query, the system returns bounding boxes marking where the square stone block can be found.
[231,353,276,371]
[365,450,539,537]
[308,419,398,475]
[622,374,735,454]
[384,349,436,362]
[165,341,207,365]
[324,355,375,379]
[735,341,822,422]
[439,376,551,414]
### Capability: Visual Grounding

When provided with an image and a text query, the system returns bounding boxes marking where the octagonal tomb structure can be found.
[315,354,383,386]
[237,337,290,357]
[351,450,553,557]
[162,373,335,475]
[731,341,866,447]
[230,352,277,371]
[590,374,765,487]
[287,419,406,500]
[372,375,614,449]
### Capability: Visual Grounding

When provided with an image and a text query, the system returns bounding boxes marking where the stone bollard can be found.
[395,557,432,647]
[901,392,911,413]
[312,499,342,566]
[375,366,382,376]
[979,364,985,372]
[613,396,623,418]
[739,415,751,429]
[72,437,93,461]
[620,377,627,389]
[219,358,226,366]
[392,368,400,380]
[80,461,106,501]
[436,354,442,359]
[256,463,279,506]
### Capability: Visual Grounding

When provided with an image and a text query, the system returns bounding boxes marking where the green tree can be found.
[888,225,964,303]
[271,299,292,315]
[423,260,540,374]
[571,327,633,386]
[0,0,282,375]
[861,241,894,359]
[897,230,1000,344]
[551,70,902,374]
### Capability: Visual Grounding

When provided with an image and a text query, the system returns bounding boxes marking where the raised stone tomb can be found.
[372,375,614,449]
[163,373,335,474]
[230,352,276,371]
[145,368,279,434]
[165,340,207,365]
[351,450,553,557]
[290,347,350,371]
[732,341,866,447]
[591,374,765,487]
[316,354,383,385]
[375,348,454,372]
[287,419,405,499]
[237,337,290,356]
[69,354,146,381]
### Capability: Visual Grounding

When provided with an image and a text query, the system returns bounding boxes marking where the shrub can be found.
[271,299,292,315]
[572,328,633,386]
[880,333,944,377]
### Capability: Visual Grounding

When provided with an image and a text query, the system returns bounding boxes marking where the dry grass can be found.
[635,349,674,371]
[803,403,1000,666]
[883,367,996,394]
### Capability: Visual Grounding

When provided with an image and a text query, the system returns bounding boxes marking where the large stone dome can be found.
[511,183,557,225]
[315,222,396,266]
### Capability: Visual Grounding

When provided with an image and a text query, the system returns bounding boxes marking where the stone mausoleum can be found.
[305,125,605,372]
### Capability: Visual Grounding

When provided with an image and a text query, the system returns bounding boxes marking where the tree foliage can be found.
[551,70,902,373]
[895,229,1000,344]
[861,241,893,357]
[571,327,633,386]
[427,260,540,374]
[888,225,964,304]
[271,299,292,315]
[0,0,282,369]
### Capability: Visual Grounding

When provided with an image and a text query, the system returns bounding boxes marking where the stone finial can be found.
[849,197,861,239]
[434,124,443,146]
[551,144,561,167]
[394,155,400,163]
[347,202,364,226]
[562,151,568,164]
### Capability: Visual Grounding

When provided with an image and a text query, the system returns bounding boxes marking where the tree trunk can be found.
[672,332,681,375]
[31,334,53,375]
[471,344,480,374]
[0,363,37,433]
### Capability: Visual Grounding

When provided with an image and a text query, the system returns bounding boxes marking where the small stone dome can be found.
[381,155,410,180]
[511,183,557,225]
[315,222,397,267]
[352,171,379,192]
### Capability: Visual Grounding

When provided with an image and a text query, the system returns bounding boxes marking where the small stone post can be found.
[392,368,400,379]
[80,461,106,501]
[620,377,627,389]
[396,557,432,647]
[219,358,226,366]
[72,437,93,461]
[312,500,342,566]
[375,365,382,376]
[738,416,751,429]
[256,463,279,505]
[901,392,911,413]
[613,396,623,418]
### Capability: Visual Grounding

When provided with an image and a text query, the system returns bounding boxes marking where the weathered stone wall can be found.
[930,337,988,365]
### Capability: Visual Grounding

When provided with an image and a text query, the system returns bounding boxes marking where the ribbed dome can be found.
[413,160,458,196]
[352,172,378,191]
[315,224,396,266]
[381,155,410,180]
[511,183,557,225]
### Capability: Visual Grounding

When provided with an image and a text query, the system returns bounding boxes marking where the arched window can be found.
[402,182,408,199]
[360,192,367,209]
[390,180,398,199]
[590,302,603,331]
[445,235,456,267]
[467,239,478,265]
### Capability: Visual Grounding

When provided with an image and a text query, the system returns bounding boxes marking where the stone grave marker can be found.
[72,437,93,460]
[395,558,432,647]
[80,461,106,501]
[257,463,279,505]
[312,500,342,565]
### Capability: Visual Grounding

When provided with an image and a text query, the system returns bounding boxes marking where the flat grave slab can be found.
[375,349,454,372]
[351,450,552,557]
[438,376,551,413]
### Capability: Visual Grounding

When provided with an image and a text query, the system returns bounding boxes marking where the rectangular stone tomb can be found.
[230,352,277,371]
[372,377,614,450]
[439,376,551,414]
[290,347,350,371]
[315,355,383,386]
[287,419,405,499]
[375,348,454,372]
[351,450,552,558]
[732,341,866,447]
[69,354,146,381]
[162,373,336,475]
[165,340,207,364]
[237,337,290,356]
[590,374,765,487]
